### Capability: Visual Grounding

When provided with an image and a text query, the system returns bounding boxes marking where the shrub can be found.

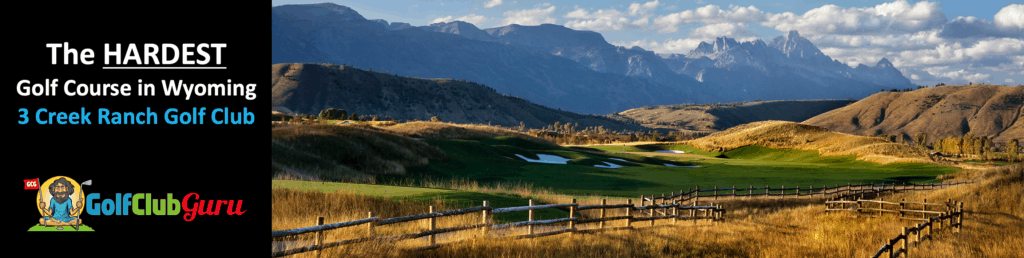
[431,116,441,122]
[318,108,347,120]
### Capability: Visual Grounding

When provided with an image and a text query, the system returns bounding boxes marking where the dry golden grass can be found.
[686,121,933,164]
[271,123,446,182]
[273,165,1022,258]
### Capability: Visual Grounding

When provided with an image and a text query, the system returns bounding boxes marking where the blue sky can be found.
[271,0,1024,86]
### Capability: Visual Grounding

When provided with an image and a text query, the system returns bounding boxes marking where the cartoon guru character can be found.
[38,177,83,230]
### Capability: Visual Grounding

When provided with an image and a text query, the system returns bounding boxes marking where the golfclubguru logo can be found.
[27,176,245,232]
[85,192,246,221]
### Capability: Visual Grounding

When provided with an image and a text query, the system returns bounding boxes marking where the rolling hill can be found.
[618,99,856,132]
[685,120,934,164]
[271,63,647,131]
[803,85,1023,148]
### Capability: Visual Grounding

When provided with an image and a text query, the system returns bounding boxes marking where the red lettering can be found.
[182,192,199,221]
[227,200,246,215]
[179,192,245,221]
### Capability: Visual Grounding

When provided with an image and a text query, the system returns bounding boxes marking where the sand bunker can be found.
[515,154,572,164]
[594,161,623,169]
[664,163,700,168]
[654,150,686,154]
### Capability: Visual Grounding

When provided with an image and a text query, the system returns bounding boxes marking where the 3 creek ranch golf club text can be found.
[14,42,257,125]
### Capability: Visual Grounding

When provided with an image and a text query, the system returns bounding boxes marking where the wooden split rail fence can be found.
[824,198,965,258]
[641,181,973,207]
[271,199,726,257]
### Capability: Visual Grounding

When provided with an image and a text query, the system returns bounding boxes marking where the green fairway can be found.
[27,225,94,232]
[400,140,960,198]
[274,179,452,197]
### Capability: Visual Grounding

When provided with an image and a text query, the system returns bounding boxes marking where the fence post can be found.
[367,212,375,235]
[749,185,752,199]
[809,185,812,199]
[957,201,963,233]
[481,201,490,235]
[315,216,324,258]
[694,186,700,206]
[781,185,784,199]
[903,227,910,258]
[672,200,678,225]
[429,206,436,246]
[640,194,646,223]
[938,212,944,230]
[915,223,921,245]
[662,193,667,217]
[927,217,933,241]
[714,186,718,200]
[900,198,906,219]
[626,199,633,228]
[528,200,534,235]
[732,186,736,198]
[600,199,607,229]
[569,198,576,236]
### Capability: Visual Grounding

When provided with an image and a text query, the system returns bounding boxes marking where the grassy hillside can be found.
[271,123,447,181]
[271,63,645,131]
[618,99,855,132]
[803,84,1023,148]
[685,121,934,164]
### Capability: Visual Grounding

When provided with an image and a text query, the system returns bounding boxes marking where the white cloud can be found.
[939,16,1023,39]
[994,4,1024,31]
[611,23,760,54]
[892,38,1024,67]
[943,70,992,82]
[653,5,765,33]
[923,66,992,83]
[430,14,493,28]
[501,6,557,26]
[761,0,946,35]
[1008,78,1016,83]
[484,0,503,8]
[628,0,660,16]
[689,23,760,42]
[563,1,659,31]
[911,74,920,80]
[809,29,945,48]
[820,47,892,67]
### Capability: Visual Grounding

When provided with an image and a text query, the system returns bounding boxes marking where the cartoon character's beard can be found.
[52,192,70,205]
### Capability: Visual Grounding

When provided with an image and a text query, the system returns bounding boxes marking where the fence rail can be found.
[867,201,964,258]
[272,180,971,257]
[271,198,726,257]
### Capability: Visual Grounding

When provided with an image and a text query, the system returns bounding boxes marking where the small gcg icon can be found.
[28,176,93,231]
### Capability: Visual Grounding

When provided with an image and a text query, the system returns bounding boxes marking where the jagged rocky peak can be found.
[694,37,740,54]
[876,57,893,68]
[371,19,412,30]
[425,21,493,41]
[429,21,480,32]
[769,30,826,60]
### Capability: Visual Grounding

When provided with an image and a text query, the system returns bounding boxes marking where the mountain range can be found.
[271,3,913,115]
[272,63,648,131]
